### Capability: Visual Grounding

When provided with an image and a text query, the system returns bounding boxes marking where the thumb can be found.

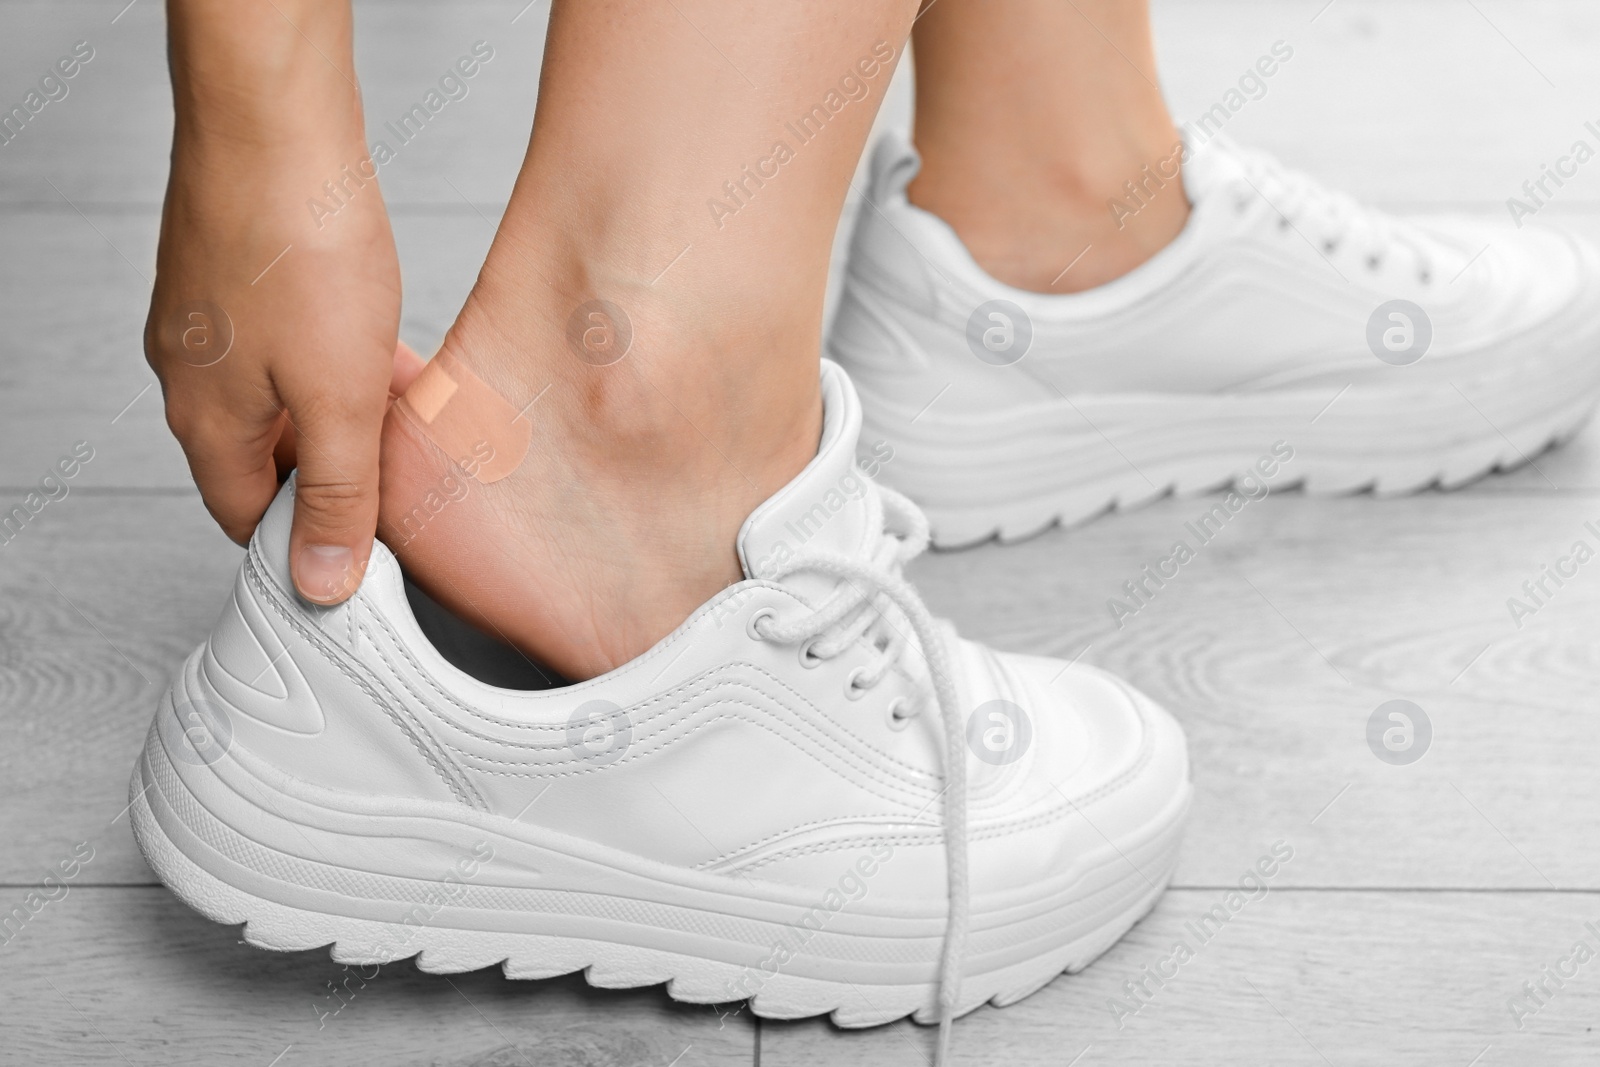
[284,392,386,605]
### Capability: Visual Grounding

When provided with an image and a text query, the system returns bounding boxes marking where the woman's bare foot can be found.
[379,283,820,680]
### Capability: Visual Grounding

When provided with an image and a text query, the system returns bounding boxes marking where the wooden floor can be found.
[4,1,1600,1063]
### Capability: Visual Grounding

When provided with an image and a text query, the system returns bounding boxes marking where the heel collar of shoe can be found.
[251,476,300,603]
[867,129,920,205]
[252,473,404,610]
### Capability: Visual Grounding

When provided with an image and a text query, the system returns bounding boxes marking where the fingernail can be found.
[297,544,358,603]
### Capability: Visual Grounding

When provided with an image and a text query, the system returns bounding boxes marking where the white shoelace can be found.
[1226,142,1438,283]
[752,485,969,1066]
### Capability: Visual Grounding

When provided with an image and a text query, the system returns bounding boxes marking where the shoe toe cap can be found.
[972,646,1190,846]
[1024,653,1186,806]
[1423,214,1600,342]
[952,645,1190,901]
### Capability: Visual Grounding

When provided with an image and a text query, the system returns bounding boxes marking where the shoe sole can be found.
[856,372,1600,548]
[130,702,1192,1027]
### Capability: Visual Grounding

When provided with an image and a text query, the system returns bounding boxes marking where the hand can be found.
[146,132,422,604]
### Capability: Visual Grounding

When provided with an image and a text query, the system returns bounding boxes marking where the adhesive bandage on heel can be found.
[396,354,531,482]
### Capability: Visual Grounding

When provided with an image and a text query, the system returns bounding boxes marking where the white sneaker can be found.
[831,133,1600,546]
[130,360,1189,1054]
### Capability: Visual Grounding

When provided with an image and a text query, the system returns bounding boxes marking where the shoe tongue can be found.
[737,361,877,605]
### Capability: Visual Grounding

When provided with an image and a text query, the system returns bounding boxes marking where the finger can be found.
[279,341,412,483]
[390,340,426,398]
[177,415,283,545]
[271,409,297,481]
[280,387,387,605]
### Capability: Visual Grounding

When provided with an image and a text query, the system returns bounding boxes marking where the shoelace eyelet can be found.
[886,697,912,731]
[798,639,823,669]
[1367,255,1383,272]
[1322,239,1340,254]
[1418,270,1433,285]
[845,666,871,700]
[746,607,776,642]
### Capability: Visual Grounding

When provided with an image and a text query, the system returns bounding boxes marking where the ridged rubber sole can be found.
[856,377,1600,549]
[130,713,1191,1028]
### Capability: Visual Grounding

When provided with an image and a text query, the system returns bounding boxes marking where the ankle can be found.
[378,257,823,679]
[439,271,821,492]
[908,132,1191,293]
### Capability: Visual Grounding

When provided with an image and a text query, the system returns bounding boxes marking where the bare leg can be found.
[381,0,918,679]
[908,0,1188,293]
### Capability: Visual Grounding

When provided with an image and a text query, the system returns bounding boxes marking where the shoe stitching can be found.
[733,832,944,873]
[692,814,941,870]
[244,546,484,810]
[720,743,1159,873]
[370,645,937,793]
[443,698,944,815]
[358,595,947,787]
[357,582,770,733]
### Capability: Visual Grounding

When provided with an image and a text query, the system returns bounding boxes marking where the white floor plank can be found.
[906,491,1600,892]
[760,888,1600,1066]
[1,887,755,1066]
[0,493,234,885]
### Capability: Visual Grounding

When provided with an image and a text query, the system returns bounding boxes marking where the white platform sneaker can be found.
[130,360,1189,1059]
[831,133,1600,546]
